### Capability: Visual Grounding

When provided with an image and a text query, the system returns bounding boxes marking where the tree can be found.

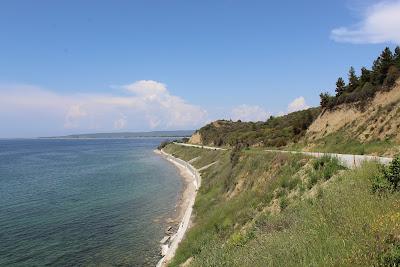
[319,92,332,108]
[371,56,382,85]
[360,67,371,84]
[395,46,400,68]
[380,47,394,74]
[384,66,400,88]
[335,77,346,96]
[348,66,359,92]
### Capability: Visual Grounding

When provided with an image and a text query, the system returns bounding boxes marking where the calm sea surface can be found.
[0,139,182,266]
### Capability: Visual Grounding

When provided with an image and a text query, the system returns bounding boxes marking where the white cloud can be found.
[114,114,127,129]
[64,104,88,128]
[331,1,400,44]
[0,80,207,136]
[230,104,269,122]
[288,97,309,113]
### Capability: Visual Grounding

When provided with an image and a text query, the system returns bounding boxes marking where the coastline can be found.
[154,149,201,267]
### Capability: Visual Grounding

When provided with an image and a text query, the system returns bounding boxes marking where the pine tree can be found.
[319,92,332,108]
[348,67,359,92]
[371,56,382,85]
[335,77,346,97]
[380,47,394,75]
[395,46,400,68]
[360,67,371,84]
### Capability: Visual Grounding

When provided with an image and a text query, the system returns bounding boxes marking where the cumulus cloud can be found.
[230,104,269,122]
[64,104,88,128]
[114,114,127,129]
[331,1,400,44]
[0,80,207,136]
[287,97,309,113]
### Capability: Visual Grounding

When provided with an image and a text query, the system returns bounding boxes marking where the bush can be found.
[307,156,344,189]
[379,236,400,266]
[384,66,400,88]
[372,155,400,193]
[383,155,400,191]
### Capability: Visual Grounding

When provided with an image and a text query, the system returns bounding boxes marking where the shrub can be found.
[372,155,400,193]
[379,236,400,266]
[384,66,400,88]
[307,156,344,189]
[279,196,288,210]
[383,155,400,191]
[371,171,392,193]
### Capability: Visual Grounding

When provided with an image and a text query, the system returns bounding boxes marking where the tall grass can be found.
[164,144,400,266]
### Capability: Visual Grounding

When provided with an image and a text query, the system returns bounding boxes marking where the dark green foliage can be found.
[198,108,320,148]
[378,235,400,266]
[379,47,394,83]
[307,156,345,189]
[335,77,346,97]
[360,67,371,84]
[322,47,399,109]
[157,140,172,150]
[384,66,400,88]
[348,67,359,92]
[383,155,400,191]
[395,46,400,68]
[319,92,334,108]
[372,155,400,193]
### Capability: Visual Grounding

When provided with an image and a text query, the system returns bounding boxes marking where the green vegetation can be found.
[163,144,400,266]
[197,107,320,147]
[372,155,400,193]
[320,46,400,109]
[304,131,396,155]
[190,47,400,157]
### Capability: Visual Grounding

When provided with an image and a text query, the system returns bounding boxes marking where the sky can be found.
[1,0,400,137]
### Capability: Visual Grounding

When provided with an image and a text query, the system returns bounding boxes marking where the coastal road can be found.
[172,142,393,169]
[172,142,227,151]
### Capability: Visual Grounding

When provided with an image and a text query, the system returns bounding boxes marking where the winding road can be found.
[173,142,393,168]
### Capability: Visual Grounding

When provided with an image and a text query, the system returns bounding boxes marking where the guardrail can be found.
[160,150,201,189]
[171,142,393,169]
[265,150,392,169]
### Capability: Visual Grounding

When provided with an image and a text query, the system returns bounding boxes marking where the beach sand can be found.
[154,149,199,267]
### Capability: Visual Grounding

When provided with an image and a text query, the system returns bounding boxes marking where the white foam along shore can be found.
[154,149,201,267]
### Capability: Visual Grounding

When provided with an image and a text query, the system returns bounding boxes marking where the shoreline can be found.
[154,149,201,267]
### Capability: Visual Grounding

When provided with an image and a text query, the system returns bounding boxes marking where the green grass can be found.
[304,132,396,156]
[164,144,400,266]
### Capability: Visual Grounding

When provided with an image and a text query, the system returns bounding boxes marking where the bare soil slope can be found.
[306,79,400,146]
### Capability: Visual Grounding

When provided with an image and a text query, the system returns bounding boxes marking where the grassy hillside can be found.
[193,107,320,148]
[163,144,400,267]
[190,80,400,156]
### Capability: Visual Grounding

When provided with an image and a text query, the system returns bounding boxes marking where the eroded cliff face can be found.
[306,80,400,144]
[188,131,202,145]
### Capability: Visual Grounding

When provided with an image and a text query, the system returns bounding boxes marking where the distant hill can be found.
[43,130,194,139]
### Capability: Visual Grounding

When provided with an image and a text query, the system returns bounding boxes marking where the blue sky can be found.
[1,0,399,137]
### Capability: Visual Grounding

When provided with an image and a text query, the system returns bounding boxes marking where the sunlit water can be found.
[0,139,182,266]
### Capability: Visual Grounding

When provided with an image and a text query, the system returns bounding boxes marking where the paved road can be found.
[264,149,392,169]
[173,142,227,151]
[172,142,393,169]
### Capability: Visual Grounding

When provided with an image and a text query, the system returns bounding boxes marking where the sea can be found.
[0,138,183,266]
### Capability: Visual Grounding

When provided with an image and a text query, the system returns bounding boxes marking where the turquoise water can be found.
[0,139,182,266]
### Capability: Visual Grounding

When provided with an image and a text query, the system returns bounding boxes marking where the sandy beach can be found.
[154,149,200,267]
